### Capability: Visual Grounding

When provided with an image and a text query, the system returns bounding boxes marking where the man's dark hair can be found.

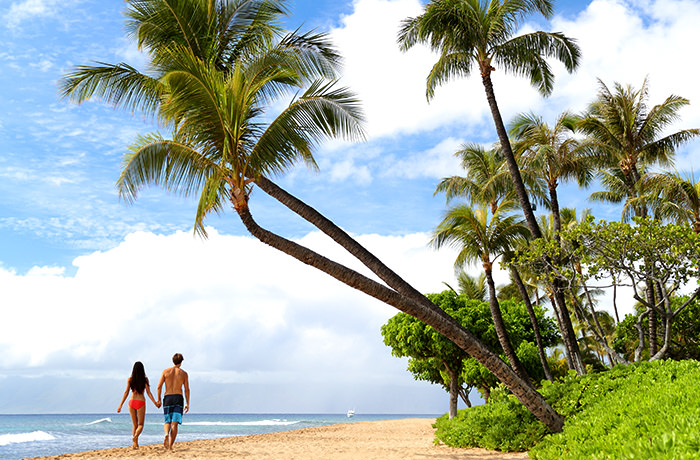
[172,353,184,365]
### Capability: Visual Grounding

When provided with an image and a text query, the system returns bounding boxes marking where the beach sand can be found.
[30,418,529,460]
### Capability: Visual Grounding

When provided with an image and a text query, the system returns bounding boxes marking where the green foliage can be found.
[434,385,548,451]
[614,297,700,361]
[531,360,700,459]
[434,360,700,457]
[668,297,700,360]
[382,291,560,395]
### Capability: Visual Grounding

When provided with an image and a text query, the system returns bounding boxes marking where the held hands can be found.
[156,401,162,409]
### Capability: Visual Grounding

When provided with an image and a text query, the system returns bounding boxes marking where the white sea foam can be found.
[0,430,55,446]
[187,419,300,426]
[85,418,112,425]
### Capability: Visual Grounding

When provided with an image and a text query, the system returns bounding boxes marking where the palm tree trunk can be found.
[480,71,541,239]
[510,267,554,382]
[236,202,564,432]
[480,71,585,375]
[553,285,587,374]
[485,267,532,384]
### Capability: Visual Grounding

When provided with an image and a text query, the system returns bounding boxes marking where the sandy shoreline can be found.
[29,418,529,460]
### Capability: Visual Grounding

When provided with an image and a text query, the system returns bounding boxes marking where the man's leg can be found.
[170,422,179,449]
[163,422,171,449]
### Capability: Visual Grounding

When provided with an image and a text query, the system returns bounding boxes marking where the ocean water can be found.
[0,413,438,460]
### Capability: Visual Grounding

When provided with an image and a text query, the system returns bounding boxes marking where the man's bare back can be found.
[157,365,190,412]
[162,367,188,395]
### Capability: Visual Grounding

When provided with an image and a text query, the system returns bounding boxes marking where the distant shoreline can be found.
[25,418,529,460]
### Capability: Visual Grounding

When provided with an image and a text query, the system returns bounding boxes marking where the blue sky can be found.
[1,0,699,415]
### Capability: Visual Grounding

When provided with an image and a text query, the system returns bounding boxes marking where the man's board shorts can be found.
[163,394,184,424]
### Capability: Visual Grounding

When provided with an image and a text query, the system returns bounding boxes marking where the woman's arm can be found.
[117,378,131,413]
[145,383,160,408]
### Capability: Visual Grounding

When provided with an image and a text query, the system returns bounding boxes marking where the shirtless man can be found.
[157,353,190,450]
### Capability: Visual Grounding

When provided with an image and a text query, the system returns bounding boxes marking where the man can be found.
[157,353,190,450]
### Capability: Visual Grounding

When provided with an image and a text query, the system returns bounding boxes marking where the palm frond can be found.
[118,132,219,203]
[58,62,164,117]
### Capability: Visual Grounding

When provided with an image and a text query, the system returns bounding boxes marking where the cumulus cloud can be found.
[0,228,460,380]
[328,0,700,157]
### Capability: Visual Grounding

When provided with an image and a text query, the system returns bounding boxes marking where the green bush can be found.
[434,384,548,451]
[434,360,700,458]
[531,360,700,459]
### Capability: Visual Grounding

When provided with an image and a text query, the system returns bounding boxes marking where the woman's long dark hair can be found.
[129,361,149,394]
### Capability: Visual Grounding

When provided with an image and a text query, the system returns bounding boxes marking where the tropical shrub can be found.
[434,360,700,458]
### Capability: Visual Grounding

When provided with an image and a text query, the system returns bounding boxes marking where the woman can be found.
[117,361,159,449]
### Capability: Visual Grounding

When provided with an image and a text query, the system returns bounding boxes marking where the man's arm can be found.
[156,371,165,405]
[183,371,190,413]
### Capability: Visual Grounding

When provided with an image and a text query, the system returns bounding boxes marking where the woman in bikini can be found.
[117,361,160,449]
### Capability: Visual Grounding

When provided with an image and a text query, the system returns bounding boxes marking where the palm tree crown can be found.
[61,0,364,235]
[398,0,580,99]
[579,77,700,198]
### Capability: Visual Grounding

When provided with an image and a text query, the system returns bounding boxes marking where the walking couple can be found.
[117,353,190,450]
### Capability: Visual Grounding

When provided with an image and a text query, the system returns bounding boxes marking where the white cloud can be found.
[4,0,56,28]
[0,229,459,380]
[382,136,463,179]
[330,0,494,139]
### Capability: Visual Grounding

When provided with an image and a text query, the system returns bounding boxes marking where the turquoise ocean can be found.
[0,413,438,459]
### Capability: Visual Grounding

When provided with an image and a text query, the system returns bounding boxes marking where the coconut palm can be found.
[510,111,592,240]
[398,0,580,240]
[431,201,533,382]
[446,270,488,301]
[399,0,585,373]
[60,0,564,431]
[435,142,548,213]
[652,171,700,233]
[579,77,700,212]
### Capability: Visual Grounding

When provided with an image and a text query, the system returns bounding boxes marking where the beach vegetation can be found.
[579,78,700,359]
[381,290,559,417]
[514,217,700,362]
[434,359,700,458]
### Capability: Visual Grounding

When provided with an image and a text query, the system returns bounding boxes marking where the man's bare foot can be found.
[164,435,170,450]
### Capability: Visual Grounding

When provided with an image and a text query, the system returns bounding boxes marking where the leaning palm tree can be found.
[432,201,532,382]
[399,0,585,374]
[60,0,564,431]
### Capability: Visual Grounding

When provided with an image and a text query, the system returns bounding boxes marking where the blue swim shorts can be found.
[163,394,184,424]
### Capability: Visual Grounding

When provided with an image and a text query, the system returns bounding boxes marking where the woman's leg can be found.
[133,406,145,448]
[129,407,138,448]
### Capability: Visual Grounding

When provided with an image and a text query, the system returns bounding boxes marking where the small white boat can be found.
[346,409,355,418]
